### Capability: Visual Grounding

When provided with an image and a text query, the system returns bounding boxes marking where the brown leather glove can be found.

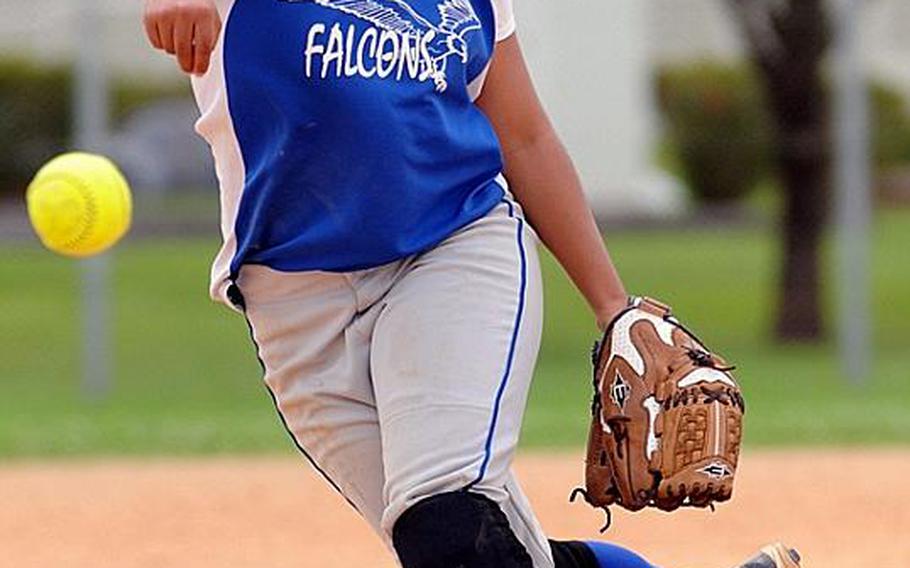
[573,297,745,527]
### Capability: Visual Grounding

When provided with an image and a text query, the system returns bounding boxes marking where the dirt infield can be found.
[2,450,908,567]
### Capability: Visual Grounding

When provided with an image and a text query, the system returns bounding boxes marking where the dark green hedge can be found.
[657,62,772,204]
[871,83,910,169]
[0,62,72,195]
[0,59,189,197]
[657,61,910,204]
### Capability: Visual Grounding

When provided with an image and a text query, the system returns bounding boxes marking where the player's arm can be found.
[476,36,628,330]
[143,0,221,76]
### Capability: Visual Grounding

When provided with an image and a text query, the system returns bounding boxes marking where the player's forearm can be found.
[503,130,628,329]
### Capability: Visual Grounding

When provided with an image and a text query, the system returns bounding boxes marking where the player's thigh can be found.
[237,265,387,532]
[370,199,544,527]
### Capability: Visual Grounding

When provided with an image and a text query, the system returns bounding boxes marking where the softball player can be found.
[143,1,799,567]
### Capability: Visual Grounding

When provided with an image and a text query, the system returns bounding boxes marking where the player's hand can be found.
[143,0,221,76]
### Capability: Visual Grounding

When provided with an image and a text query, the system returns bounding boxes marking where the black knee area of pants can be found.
[550,540,599,568]
[392,491,534,568]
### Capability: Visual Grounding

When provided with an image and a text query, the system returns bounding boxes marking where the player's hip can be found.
[230,194,539,312]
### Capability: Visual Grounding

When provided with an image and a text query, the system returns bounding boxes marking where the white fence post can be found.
[74,0,113,400]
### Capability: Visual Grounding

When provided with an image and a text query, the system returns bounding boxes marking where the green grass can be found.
[1,211,908,457]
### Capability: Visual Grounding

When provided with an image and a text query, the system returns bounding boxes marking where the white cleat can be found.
[731,543,802,568]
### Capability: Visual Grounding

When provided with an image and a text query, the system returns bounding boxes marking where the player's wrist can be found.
[594,295,630,332]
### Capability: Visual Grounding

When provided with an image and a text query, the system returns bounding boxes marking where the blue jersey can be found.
[191,0,517,304]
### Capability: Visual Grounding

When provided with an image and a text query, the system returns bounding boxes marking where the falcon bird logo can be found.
[287,0,482,92]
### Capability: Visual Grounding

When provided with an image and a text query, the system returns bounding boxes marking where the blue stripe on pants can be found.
[467,199,528,488]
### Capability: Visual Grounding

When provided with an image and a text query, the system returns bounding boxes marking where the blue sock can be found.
[583,541,655,568]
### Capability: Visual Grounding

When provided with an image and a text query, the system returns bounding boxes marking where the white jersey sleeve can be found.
[492,0,517,42]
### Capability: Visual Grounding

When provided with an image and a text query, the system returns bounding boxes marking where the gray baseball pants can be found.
[235,198,554,567]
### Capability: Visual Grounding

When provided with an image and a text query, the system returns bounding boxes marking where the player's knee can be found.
[392,491,534,568]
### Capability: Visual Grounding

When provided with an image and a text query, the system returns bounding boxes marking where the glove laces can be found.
[685,348,736,372]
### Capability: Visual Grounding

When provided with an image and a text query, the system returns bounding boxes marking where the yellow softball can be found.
[26,152,132,258]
